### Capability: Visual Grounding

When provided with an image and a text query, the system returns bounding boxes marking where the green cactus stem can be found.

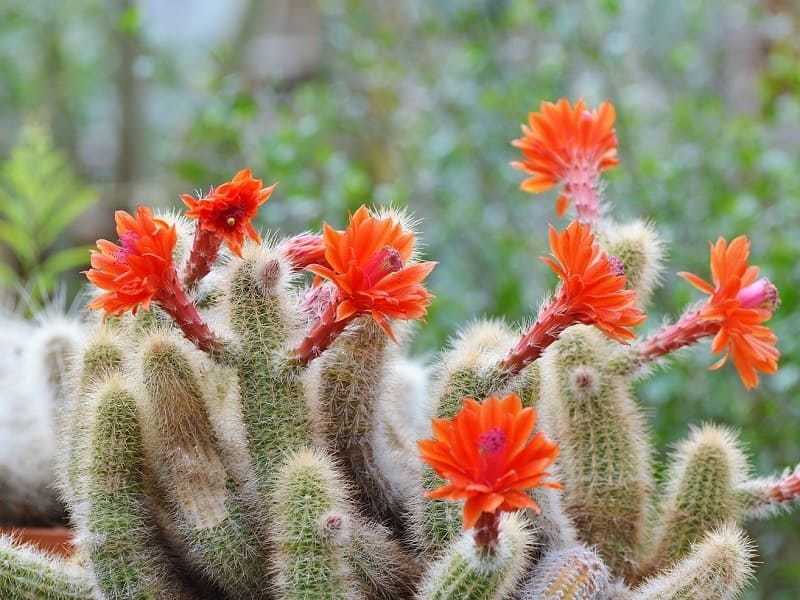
[270,448,361,600]
[226,252,311,487]
[538,325,653,579]
[0,535,92,599]
[415,513,532,600]
[79,376,196,599]
[644,425,747,574]
[628,524,754,600]
[310,318,404,526]
[138,333,269,599]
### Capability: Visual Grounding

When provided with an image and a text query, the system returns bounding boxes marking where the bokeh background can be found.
[1,0,798,596]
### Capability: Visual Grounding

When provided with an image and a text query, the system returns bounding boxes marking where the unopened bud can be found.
[737,277,779,312]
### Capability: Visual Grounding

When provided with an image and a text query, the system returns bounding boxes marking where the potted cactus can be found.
[0,98,796,599]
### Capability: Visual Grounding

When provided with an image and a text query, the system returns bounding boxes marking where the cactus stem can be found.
[500,299,575,374]
[473,512,501,555]
[183,222,222,288]
[156,267,223,354]
[637,309,716,360]
[293,297,351,365]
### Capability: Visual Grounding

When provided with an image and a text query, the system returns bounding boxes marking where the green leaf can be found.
[0,123,99,308]
[39,186,98,248]
[0,221,36,264]
[117,4,140,36]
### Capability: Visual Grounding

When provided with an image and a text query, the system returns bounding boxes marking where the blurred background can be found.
[0,0,798,596]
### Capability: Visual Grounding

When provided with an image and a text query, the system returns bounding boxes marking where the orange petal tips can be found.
[418,392,560,545]
[85,205,221,353]
[639,235,779,389]
[181,169,276,285]
[86,205,178,317]
[512,98,618,224]
[501,221,645,374]
[293,205,436,364]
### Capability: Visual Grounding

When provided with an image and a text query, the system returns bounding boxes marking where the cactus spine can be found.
[270,448,361,600]
[628,525,755,600]
[78,376,195,599]
[138,332,268,598]
[643,425,747,574]
[517,545,610,600]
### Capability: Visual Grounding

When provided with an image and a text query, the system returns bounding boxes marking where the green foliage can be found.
[0,124,97,307]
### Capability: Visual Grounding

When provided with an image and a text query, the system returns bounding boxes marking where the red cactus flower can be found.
[512,98,618,223]
[86,206,178,316]
[418,392,560,532]
[501,221,645,373]
[293,206,436,364]
[182,168,276,258]
[641,236,779,389]
[85,206,220,353]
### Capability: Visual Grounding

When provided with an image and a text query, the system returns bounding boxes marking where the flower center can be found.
[737,277,779,311]
[478,428,507,455]
[607,255,625,276]
[363,245,403,287]
[222,205,246,228]
[114,231,141,264]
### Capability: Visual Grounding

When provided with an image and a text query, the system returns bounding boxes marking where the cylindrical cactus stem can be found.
[308,317,403,526]
[538,325,653,579]
[415,512,533,600]
[59,328,124,513]
[346,519,418,600]
[643,425,747,575]
[421,320,525,551]
[224,249,311,487]
[78,375,196,599]
[270,448,363,600]
[596,219,665,307]
[138,333,269,599]
[0,535,92,599]
[432,319,521,420]
[517,544,611,600]
[628,524,755,600]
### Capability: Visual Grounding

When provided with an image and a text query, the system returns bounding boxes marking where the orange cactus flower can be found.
[639,236,779,389]
[307,205,436,342]
[86,205,221,353]
[512,98,618,223]
[501,221,645,373]
[86,205,178,316]
[418,392,560,531]
[182,168,276,258]
[544,221,645,341]
[679,236,779,389]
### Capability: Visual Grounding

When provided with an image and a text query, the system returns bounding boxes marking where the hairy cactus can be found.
[1,100,799,600]
[0,300,84,525]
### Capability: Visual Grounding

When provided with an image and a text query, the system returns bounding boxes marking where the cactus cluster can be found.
[0,299,83,525]
[1,98,798,600]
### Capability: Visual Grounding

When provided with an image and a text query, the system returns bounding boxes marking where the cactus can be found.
[0,299,84,525]
[1,100,798,600]
[517,545,610,600]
